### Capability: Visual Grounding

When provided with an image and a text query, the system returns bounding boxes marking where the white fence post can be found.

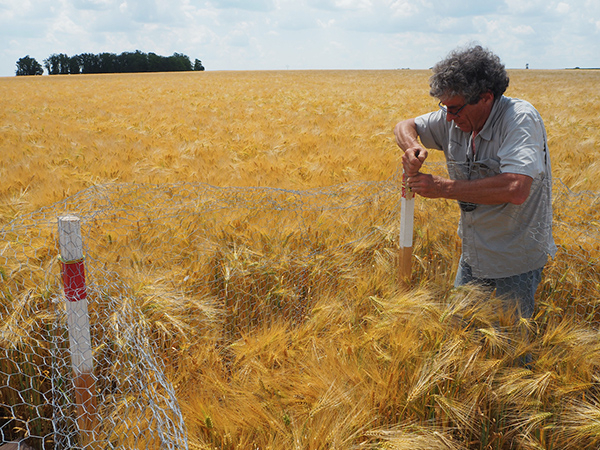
[58,215,97,440]
[399,173,415,283]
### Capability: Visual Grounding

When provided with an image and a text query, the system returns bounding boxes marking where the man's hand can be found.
[402,147,428,177]
[405,172,445,198]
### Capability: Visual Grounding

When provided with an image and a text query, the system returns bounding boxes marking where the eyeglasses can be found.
[438,101,468,118]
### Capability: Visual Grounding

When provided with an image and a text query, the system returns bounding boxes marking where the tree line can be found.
[15,51,204,76]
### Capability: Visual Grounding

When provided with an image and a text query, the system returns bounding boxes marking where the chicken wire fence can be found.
[0,163,599,449]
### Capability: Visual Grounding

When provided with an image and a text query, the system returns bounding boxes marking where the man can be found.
[394,44,556,318]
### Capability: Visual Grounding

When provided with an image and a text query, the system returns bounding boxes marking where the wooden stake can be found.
[58,215,97,441]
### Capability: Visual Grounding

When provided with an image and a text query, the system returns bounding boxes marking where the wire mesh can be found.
[0,164,598,448]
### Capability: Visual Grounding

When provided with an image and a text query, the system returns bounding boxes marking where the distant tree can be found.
[58,53,70,74]
[40,50,202,74]
[44,53,71,75]
[118,50,149,73]
[44,54,59,75]
[78,53,101,74]
[69,55,81,74]
[97,52,118,73]
[147,52,167,72]
[168,53,193,71]
[15,55,43,76]
[194,59,205,71]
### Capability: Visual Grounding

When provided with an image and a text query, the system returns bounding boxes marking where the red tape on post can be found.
[61,259,87,302]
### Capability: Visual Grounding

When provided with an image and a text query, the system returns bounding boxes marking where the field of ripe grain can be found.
[0,70,415,222]
[1,70,599,220]
[1,69,600,449]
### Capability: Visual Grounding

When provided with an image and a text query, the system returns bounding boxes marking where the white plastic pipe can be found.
[399,174,414,281]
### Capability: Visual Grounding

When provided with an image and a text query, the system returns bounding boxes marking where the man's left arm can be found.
[406,172,532,205]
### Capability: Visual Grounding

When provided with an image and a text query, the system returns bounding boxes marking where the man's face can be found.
[439,92,494,134]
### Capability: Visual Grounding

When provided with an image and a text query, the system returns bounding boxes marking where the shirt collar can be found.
[477,95,506,141]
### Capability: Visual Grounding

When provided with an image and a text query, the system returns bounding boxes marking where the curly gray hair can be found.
[429,45,510,104]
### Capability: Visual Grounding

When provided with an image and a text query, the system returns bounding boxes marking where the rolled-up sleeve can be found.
[414,110,449,151]
[497,106,547,179]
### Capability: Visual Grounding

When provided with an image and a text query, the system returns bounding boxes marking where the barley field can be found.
[1,69,600,449]
[1,69,598,219]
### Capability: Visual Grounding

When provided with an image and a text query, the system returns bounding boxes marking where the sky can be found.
[1,0,599,77]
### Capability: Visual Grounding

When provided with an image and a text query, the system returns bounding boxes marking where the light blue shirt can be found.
[415,96,557,278]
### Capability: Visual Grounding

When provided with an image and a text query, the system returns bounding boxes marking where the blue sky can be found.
[0,0,599,76]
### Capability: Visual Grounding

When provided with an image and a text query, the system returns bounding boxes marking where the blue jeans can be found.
[454,256,543,319]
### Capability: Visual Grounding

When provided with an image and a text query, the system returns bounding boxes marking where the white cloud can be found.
[50,10,85,35]
[333,0,372,10]
[502,0,547,15]
[556,2,570,14]
[71,0,115,11]
[317,18,337,28]
[512,24,535,35]
[389,0,421,18]
[227,24,252,47]
[208,0,275,11]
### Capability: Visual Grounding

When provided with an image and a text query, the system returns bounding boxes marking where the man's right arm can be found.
[394,118,428,177]
[394,117,533,205]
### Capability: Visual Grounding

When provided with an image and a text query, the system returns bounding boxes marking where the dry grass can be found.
[2,70,598,223]
[0,70,432,224]
[1,69,600,449]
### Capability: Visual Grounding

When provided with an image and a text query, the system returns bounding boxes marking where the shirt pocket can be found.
[446,139,470,180]
[469,158,501,180]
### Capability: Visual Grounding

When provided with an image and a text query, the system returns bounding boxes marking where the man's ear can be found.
[482,91,495,104]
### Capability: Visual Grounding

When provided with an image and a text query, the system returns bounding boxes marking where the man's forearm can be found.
[395,118,429,176]
[423,173,533,205]
[394,118,422,152]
